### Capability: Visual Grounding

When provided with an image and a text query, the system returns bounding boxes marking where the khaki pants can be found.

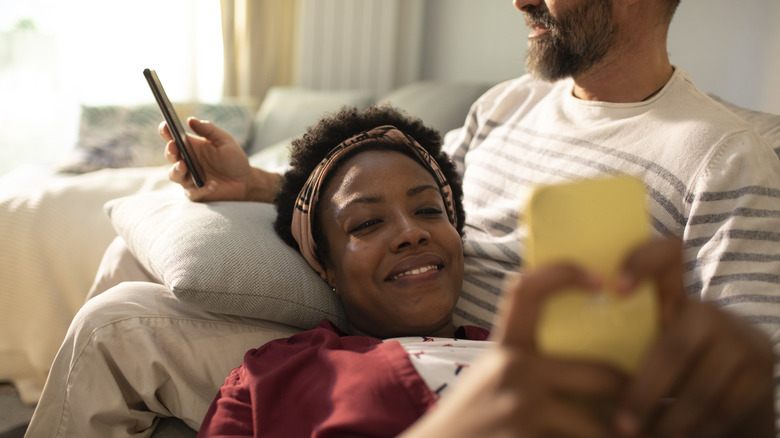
[26,275,300,437]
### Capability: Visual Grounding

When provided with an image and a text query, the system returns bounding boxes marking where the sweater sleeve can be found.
[681,128,780,419]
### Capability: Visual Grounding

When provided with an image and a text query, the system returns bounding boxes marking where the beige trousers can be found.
[25,239,301,437]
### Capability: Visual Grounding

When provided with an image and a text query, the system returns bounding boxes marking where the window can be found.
[0,0,223,174]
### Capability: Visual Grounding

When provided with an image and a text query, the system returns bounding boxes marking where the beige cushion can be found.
[105,192,346,330]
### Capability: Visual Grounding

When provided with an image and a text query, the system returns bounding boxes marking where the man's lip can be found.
[527,23,550,38]
[529,27,550,38]
[386,254,445,282]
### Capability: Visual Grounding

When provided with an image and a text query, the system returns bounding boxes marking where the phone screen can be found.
[523,176,659,374]
[143,68,205,187]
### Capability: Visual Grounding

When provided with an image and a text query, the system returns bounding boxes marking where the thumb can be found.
[187,117,234,146]
[618,238,685,325]
[493,265,602,349]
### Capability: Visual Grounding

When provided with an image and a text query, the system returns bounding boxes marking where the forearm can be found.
[245,167,282,203]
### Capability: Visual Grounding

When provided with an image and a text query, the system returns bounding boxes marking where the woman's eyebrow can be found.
[336,185,440,218]
[336,195,383,219]
[407,184,440,197]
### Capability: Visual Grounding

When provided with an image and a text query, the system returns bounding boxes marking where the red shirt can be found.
[198,319,489,438]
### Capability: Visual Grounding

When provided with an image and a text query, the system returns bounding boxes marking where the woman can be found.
[196,105,488,437]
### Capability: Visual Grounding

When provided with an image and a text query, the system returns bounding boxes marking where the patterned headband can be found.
[291,125,457,279]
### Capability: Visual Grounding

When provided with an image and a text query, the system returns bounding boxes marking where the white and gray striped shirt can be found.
[444,70,780,362]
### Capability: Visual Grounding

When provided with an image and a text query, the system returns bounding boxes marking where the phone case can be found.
[143,68,205,187]
[523,175,659,373]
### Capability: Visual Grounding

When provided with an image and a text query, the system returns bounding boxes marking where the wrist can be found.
[245,167,281,203]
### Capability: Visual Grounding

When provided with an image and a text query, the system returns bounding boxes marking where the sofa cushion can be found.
[59,101,256,174]
[379,81,493,136]
[105,192,346,330]
[248,87,373,155]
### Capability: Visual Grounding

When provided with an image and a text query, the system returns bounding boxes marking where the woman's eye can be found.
[350,219,381,233]
[417,207,443,216]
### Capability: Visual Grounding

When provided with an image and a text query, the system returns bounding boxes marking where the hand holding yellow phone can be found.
[523,175,659,374]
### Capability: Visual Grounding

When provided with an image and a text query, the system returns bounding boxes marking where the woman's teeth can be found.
[390,265,438,281]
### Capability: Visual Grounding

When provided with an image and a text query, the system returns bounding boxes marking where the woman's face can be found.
[319,150,463,338]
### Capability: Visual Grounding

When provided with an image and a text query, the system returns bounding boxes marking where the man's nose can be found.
[513,0,544,12]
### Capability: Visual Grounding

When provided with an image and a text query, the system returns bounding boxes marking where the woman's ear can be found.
[325,265,338,295]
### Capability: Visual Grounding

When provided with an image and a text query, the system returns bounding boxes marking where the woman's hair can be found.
[273,104,465,263]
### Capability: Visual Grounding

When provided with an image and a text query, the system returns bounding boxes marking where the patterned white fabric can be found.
[390,337,492,397]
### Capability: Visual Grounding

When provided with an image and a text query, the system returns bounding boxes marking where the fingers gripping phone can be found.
[143,68,205,187]
[523,175,660,374]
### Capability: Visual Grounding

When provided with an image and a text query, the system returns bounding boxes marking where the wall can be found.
[668,0,780,114]
[420,0,526,85]
[419,0,780,114]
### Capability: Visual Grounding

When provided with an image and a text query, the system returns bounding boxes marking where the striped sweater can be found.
[444,69,780,383]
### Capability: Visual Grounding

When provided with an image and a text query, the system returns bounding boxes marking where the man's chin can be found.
[525,59,568,82]
[525,40,566,82]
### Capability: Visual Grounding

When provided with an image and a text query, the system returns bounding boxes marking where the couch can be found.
[0,80,493,436]
[1,80,778,437]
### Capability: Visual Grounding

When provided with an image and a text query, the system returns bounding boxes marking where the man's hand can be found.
[402,239,775,438]
[615,239,775,438]
[161,118,280,203]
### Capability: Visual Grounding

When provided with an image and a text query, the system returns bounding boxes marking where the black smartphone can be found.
[143,68,205,187]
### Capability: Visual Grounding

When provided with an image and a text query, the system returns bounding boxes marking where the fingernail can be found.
[616,272,635,295]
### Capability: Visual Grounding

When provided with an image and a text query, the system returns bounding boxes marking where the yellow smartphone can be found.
[523,175,659,373]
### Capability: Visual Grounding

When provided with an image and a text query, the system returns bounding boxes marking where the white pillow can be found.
[105,192,346,330]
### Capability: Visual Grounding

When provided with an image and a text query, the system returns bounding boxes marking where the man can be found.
[26,0,779,437]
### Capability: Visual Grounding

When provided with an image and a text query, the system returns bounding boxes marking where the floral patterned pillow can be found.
[59,101,256,174]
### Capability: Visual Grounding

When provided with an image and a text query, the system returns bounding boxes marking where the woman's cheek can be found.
[344,240,379,270]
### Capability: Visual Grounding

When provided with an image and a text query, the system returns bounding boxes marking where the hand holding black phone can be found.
[143,68,206,187]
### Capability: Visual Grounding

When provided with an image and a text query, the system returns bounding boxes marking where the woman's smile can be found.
[388,264,440,281]
[319,149,463,338]
[386,254,444,282]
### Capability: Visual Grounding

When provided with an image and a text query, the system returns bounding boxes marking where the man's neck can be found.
[571,9,674,103]
[571,51,673,103]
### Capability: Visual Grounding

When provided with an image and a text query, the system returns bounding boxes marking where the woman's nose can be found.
[390,217,430,251]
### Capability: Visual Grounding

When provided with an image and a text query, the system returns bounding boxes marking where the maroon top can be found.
[197,319,490,438]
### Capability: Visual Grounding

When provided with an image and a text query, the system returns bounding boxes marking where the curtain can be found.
[296,0,423,96]
[220,0,298,102]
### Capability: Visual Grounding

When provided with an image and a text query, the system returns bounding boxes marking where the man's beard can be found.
[524,0,617,81]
